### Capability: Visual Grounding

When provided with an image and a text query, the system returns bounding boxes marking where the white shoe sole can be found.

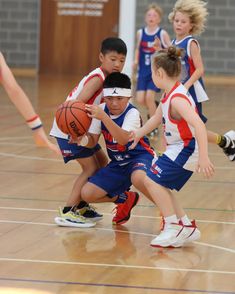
[54,217,96,228]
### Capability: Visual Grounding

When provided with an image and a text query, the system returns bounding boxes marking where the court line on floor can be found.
[0,277,233,294]
[0,257,234,275]
[0,152,235,169]
[0,206,235,225]
[0,219,234,254]
[1,196,235,212]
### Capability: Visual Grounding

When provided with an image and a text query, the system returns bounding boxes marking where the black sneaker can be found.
[79,204,103,221]
[222,130,235,161]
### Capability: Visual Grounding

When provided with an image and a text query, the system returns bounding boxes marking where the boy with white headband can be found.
[77,72,156,224]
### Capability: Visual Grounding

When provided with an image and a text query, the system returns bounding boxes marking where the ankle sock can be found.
[114,192,127,204]
[217,135,227,148]
[180,215,192,225]
[77,201,88,209]
[164,214,178,224]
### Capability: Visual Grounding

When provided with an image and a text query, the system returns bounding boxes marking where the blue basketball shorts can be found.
[56,137,101,163]
[146,154,193,191]
[88,154,154,197]
[136,73,160,93]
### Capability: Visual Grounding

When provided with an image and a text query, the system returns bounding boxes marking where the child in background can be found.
[50,37,135,228]
[133,3,171,137]
[169,0,235,161]
[130,46,214,248]
[78,72,155,225]
[0,52,59,154]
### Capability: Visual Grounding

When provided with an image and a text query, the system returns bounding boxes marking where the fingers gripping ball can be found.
[56,101,91,138]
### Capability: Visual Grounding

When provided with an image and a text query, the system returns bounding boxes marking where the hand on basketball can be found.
[33,127,61,155]
[85,104,105,120]
[196,157,215,179]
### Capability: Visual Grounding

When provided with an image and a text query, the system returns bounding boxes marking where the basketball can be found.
[55,100,91,138]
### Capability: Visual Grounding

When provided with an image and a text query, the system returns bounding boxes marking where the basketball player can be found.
[0,51,59,154]
[130,46,214,247]
[77,72,156,225]
[51,38,138,227]
[133,3,171,137]
[168,0,235,161]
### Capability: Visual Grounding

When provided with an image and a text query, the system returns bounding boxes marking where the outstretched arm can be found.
[0,52,60,154]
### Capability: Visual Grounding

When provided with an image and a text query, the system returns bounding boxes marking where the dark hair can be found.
[101,37,127,56]
[103,72,131,89]
[152,46,184,77]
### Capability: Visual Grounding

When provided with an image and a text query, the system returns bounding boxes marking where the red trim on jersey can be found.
[168,94,193,146]
[161,81,181,103]
[139,138,155,156]
[83,73,104,105]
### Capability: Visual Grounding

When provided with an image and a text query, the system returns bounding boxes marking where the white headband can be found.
[103,87,132,97]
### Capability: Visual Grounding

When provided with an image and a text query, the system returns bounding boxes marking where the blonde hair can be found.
[168,0,208,35]
[152,46,183,78]
[145,3,163,19]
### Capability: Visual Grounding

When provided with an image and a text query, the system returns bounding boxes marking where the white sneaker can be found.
[223,130,235,161]
[54,207,96,228]
[151,223,188,248]
[171,220,201,247]
[183,220,201,244]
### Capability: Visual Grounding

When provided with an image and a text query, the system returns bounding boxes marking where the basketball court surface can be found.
[0,75,234,294]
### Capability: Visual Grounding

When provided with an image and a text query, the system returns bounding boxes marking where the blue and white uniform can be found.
[50,67,105,163]
[137,26,168,92]
[147,82,199,191]
[88,103,156,197]
[172,36,208,122]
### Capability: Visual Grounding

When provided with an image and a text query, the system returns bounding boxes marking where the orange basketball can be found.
[55,100,91,138]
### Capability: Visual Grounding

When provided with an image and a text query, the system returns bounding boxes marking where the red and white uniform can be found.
[161,82,199,171]
[50,67,105,139]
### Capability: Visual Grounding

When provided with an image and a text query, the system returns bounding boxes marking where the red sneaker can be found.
[112,192,139,225]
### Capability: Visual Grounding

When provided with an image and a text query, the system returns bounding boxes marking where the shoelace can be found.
[112,203,125,216]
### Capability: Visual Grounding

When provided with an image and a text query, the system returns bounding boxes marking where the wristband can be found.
[26,115,43,130]
[80,135,89,146]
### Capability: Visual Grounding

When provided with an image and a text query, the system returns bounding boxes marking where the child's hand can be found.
[68,134,88,146]
[196,157,215,179]
[128,130,141,150]
[153,37,162,51]
[85,104,104,120]
[33,127,61,155]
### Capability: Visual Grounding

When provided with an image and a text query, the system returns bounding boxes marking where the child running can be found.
[130,46,214,248]
[168,0,235,161]
[133,3,171,137]
[76,72,156,225]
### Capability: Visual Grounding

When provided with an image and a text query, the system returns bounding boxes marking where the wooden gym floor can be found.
[0,74,234,294]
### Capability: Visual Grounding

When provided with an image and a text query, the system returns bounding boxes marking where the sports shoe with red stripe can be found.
[112,192,139,225]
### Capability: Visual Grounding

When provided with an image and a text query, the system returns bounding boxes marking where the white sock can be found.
[164,215,178,224]
[180,215,192,225]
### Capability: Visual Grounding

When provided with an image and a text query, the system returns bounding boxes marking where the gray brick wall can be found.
[136,0,235,76]
[0,0,234,76]
[0,0,39,68]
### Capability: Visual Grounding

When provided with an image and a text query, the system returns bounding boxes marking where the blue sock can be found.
[114,192,127,204]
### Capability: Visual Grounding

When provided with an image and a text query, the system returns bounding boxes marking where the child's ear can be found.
[99,53,104,62]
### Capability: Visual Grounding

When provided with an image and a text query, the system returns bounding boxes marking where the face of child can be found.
[104,96,129,115]
[145,9,161,27]
[100,51,126,75]
[173,11,193,39]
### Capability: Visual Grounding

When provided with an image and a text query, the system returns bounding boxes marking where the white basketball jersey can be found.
[50,67,105,139]
[162,82,199,171]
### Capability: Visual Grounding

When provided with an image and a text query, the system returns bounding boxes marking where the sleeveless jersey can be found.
[161,81,199,171]
[172,36,208,103]
[101,104,155,167]
[50,67,105,139]
[138,27,168,77]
